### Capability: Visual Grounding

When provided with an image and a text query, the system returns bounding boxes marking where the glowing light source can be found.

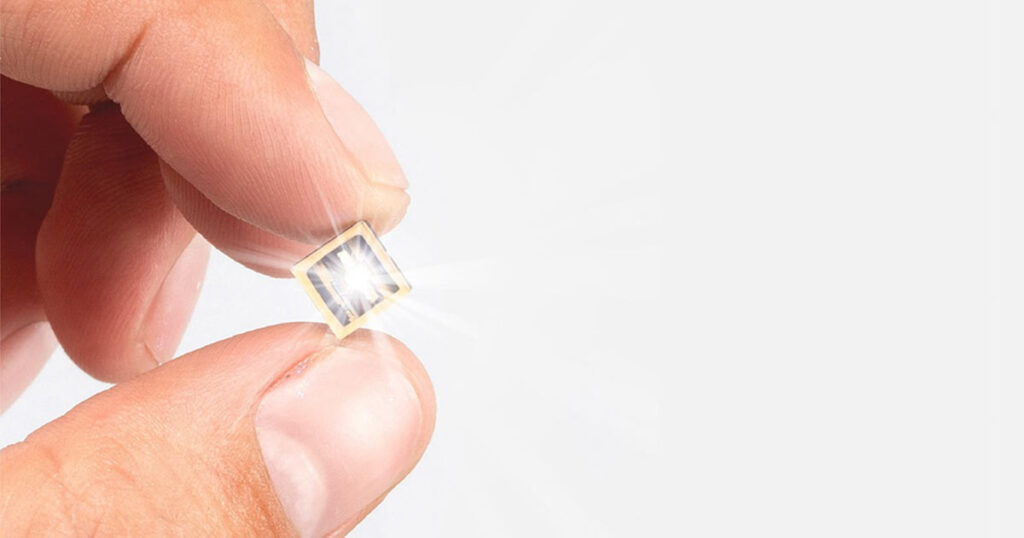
[292,221,411,339]
[341,262,375,298]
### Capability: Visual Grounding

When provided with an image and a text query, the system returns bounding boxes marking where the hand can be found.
[1,324,436,536]
[1,0,434,535]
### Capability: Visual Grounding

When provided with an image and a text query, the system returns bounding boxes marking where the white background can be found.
[3,0,1023,536]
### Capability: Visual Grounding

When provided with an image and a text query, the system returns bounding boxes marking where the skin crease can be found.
[0,0,433,536]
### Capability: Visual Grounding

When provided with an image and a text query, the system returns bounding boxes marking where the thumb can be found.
[0,323,435,537]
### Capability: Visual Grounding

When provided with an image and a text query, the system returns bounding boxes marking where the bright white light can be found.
[344,263,376,297]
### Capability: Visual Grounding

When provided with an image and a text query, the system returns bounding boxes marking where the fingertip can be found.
[304,59,408,190]
[362,184,411,236]
[254,328,433,537]
[343,329,436,436]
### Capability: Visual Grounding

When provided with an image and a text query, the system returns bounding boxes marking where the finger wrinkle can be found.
[99,16,152,99]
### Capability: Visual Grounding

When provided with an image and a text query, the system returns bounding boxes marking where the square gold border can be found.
[291,221,411,339]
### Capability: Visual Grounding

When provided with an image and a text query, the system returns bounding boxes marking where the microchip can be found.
[292,221,411,339]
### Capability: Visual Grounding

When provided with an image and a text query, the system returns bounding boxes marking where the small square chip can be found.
[292,221,411,339]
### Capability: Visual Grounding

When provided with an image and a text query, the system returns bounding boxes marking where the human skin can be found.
[0,0,435,535]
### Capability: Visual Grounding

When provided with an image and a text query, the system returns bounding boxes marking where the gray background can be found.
[3,0,1024,536]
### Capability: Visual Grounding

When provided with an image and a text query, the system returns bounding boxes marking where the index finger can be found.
[1,0,408,242]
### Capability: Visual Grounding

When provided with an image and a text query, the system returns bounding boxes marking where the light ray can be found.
[307,165,343,240]
[388,296,478,338]
[226,247,297,274]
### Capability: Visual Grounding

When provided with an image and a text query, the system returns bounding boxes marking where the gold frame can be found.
[291,221,411,339]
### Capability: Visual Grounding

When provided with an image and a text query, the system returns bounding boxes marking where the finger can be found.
[145,0,318,277]
[36,104,209,382]
[163,160,407,277]
[0,324,435,537]
[163,168,313,276]
[0,77,76,410]
[55,0,320,106]
[2,0,409,250]
[157,0,405,275]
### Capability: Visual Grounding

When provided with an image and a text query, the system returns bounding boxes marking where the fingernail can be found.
[255,344,423,537]
[143,235,209,364]
[305,59,408,189]
[0,322,58,411]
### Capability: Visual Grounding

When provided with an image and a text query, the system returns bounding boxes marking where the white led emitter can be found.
[292,221,410,339]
